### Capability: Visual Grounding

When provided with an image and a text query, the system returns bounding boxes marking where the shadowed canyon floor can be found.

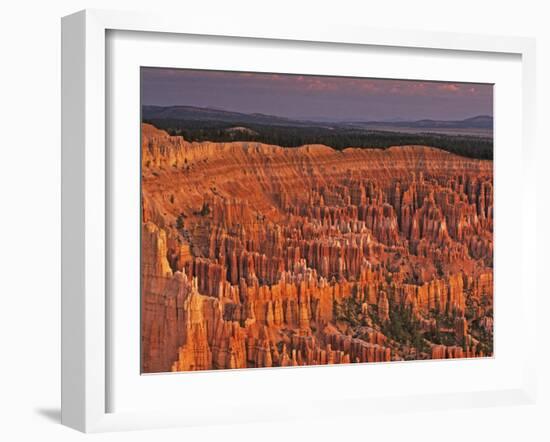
[141,123,493,373]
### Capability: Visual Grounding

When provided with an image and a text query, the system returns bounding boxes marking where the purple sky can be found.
[141,68,493,122]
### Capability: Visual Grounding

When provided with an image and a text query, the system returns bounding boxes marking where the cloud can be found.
[437,84,460,93]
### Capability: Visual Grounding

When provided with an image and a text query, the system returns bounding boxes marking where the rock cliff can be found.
[141,123,493,372]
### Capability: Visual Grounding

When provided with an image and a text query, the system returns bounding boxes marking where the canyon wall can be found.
[141,123,494,373]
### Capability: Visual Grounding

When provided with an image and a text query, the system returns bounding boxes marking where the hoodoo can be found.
[141,124,493,373]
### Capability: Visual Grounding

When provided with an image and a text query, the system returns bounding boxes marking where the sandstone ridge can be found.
[141,124,493,373]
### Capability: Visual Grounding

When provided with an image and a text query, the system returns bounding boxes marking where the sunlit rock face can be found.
[140,123,493,373]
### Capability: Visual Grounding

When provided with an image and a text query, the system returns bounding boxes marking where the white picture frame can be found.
[61,9,537,433]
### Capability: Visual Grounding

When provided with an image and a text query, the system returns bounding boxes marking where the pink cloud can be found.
[150,68,490,103]
[437,84,460,93]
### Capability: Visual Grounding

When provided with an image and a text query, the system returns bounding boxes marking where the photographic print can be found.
[140,68,493,373]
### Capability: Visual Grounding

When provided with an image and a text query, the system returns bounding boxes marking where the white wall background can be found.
[0,1,547,440]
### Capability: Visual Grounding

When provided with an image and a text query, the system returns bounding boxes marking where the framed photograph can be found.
[61,9,537,432]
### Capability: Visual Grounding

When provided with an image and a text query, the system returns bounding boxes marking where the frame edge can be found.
[62,9,108,433]
[61,9,86,432]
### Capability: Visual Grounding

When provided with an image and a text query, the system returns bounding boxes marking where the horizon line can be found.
[141,103,494,124]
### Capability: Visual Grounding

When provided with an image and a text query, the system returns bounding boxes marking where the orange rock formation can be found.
[141,123,493,373]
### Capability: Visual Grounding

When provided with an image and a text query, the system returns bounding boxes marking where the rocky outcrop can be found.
[141,124,493,372]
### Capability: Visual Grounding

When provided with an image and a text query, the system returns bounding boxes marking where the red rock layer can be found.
[141,124,493,373]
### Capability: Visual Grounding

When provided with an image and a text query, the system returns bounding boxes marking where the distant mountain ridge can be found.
[352,115,493,130]
[142,105,317,127]
[142,105,493,130]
